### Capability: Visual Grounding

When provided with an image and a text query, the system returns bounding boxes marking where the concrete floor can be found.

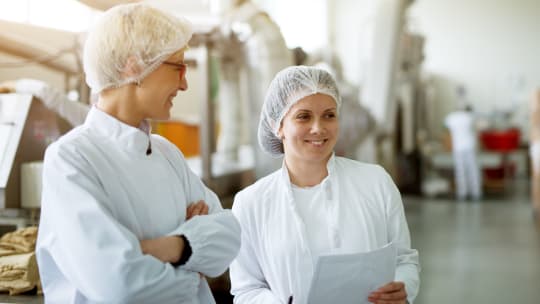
[405,182,540,304]
[2,182,539,304]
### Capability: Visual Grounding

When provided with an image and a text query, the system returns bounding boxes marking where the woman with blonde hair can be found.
[36,4,240,303]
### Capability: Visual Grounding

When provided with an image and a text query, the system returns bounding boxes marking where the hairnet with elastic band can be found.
[83,3,193,93]
[258,65,341,157]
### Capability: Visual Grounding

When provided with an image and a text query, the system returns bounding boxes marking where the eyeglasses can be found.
[162,61,188,80]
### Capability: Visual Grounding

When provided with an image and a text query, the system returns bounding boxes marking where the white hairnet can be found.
[83,3,193,93]
[258,65,341,157]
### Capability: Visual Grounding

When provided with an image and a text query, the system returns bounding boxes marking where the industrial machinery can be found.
[0,94,71,227]
[356,0,428,193]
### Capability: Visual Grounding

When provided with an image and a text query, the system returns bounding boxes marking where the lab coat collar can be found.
[84,106,152,155]
[280,152,336,201]
[279,152,338,253]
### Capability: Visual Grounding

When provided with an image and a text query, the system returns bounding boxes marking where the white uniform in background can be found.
[230,155,420,304]
[36,107,241,304]
[444,110,482,200]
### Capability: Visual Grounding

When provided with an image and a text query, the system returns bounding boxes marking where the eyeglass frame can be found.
[162,61,188,80]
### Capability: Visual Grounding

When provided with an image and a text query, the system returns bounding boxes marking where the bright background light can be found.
[0,0,98,32]
[255,0,328,52]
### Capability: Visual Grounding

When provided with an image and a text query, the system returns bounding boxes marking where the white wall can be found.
[408,0,540,138]
[331,0,540,139]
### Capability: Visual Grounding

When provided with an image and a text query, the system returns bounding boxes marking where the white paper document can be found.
[306,243,397,304]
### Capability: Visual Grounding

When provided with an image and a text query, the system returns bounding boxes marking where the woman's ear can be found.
[277,128,284,140]
[122,56,143,78]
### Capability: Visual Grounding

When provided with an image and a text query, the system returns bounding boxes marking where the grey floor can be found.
[1,181,539,304]
[405,180,540,304]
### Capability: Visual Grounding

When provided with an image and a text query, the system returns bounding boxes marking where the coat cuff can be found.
[176,211,241,277]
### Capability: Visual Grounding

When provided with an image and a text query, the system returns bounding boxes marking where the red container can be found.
[480,128,520,152]
[483,164,515,179]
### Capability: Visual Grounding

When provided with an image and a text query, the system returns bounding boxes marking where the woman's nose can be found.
[311,119,325,133]
[179,75,188,91]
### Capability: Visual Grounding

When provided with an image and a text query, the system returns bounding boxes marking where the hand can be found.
[140,235,184,263]
[186,200,209,220]
[368,281,408,304]
[0,81,16,94]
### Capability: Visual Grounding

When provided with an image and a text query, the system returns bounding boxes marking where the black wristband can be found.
[172,235,192,267]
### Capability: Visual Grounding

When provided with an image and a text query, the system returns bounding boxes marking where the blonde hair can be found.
[83,3,193,93]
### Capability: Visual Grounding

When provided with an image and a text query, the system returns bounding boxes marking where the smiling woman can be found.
[230,66,420,304]
[278,93,339,185]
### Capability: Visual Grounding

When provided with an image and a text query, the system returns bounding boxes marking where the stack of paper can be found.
[306,243,397,304]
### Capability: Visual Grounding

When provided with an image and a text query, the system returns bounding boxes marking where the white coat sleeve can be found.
[160,141,241,277]
[175,211,241,277]
[383,173,420,303]
[183,157,224,214]
[229,192,282,304]
[39,143,201,303]
[16,79,89,126]
[154,136,224,214]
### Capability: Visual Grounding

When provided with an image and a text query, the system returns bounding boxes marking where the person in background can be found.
[444,101,482,201]
[35,4,240,303]
[229,66,419,304]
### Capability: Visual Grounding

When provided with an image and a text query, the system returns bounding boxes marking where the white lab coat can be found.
[36,107,241,304]
[444,111,477,152]
[230,155,420,304]
[444,111,482,199]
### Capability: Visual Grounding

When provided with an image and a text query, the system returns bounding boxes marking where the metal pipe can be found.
[0,32,79,75]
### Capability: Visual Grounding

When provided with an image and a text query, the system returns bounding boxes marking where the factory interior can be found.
[0,0,539,303]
